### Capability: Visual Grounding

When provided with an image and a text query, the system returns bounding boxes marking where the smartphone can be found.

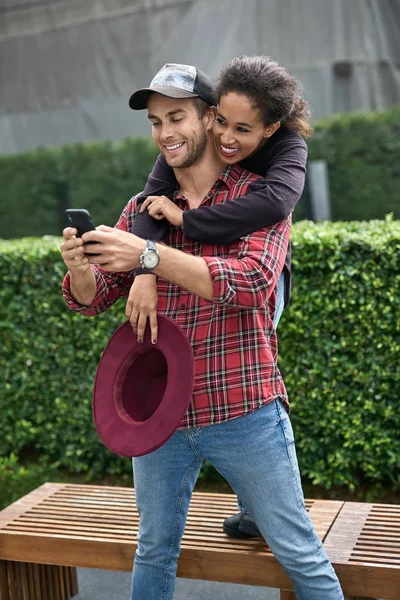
[65,209,99,255]
[65,209,96,237]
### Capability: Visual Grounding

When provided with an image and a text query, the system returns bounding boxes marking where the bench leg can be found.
[0,560,78,600]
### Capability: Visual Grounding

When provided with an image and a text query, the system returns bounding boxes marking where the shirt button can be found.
[180,303,186,310]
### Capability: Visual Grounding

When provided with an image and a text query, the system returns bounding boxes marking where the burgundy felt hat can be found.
[93,316,195,457]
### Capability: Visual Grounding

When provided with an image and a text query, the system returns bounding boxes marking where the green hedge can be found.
[1,106,399,239]
[0,149,61,239]
[284,218,400,490]
[0,138,158,239]
[1,219,399,508]
[306,105,400,221]
[0,236,127,482]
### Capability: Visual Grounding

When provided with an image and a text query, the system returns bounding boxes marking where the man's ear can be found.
[205,106,217,131]
[263,121,281,139]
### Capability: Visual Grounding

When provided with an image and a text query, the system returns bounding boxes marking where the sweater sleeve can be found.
[131,154,177,243]
[132,153,177,273]
[143,153,178,199]
[183,137,307,245]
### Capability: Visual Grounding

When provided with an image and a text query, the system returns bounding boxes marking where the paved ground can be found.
[75,568,279,599]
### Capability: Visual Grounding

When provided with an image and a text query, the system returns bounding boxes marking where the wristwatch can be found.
[139,240,160,270]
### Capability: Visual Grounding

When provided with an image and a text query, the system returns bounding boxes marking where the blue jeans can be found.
[273,271,285,330]
[237,271,285,513]
[131,400,344,600]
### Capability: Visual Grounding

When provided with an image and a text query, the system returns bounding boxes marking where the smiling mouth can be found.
[220,144,240,157]
[164,142,185,151]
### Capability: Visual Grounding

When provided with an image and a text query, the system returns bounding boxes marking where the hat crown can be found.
[129,62,214,110]
[150,63,197,94]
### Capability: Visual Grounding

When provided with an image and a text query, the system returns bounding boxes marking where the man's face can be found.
[147,95,209,169]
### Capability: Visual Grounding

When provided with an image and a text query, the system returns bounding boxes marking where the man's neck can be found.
[174,148,225,209]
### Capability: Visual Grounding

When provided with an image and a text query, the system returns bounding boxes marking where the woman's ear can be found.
[206,106,217,131]
[263,121,281,139]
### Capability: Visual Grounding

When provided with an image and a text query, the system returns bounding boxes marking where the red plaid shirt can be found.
[63,164,291,428]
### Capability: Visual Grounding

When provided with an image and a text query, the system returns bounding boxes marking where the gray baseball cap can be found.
[129,63,214,110]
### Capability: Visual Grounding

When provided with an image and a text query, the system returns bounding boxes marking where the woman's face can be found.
[213,92,279,164]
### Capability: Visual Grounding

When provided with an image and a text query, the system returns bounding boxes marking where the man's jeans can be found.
[131,399,344,600]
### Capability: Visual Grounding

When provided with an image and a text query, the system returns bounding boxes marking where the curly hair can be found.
[214,56,313,139]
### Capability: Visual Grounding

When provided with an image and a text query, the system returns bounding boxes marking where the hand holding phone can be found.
[65,209,99,255]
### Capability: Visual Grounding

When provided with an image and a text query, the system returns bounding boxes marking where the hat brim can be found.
[129,86,198,110]
[93,317,195,457]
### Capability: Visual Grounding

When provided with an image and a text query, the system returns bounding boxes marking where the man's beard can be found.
[164,127,208,169]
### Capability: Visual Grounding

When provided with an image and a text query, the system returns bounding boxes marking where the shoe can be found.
[223,511,261,539]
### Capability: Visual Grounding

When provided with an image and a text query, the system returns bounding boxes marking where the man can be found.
[60,64,344,600]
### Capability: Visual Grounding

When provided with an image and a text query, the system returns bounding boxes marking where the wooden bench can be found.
[0,483,398,599]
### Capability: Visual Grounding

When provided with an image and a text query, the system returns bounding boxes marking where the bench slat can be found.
[324,501,400,598]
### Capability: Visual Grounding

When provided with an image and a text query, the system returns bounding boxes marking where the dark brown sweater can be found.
[132,127,307,307]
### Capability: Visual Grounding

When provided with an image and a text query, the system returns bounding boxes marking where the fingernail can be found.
[152,339,157,345]
[138,339,143,344]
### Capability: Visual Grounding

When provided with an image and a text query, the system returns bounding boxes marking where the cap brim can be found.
[129,86,198,110]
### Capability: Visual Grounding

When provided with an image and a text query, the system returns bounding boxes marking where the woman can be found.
[128,55,312,539]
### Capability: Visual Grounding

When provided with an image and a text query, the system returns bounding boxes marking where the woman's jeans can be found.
[237,271,285,513]
[273,271,286,329]
[131,399,344,600]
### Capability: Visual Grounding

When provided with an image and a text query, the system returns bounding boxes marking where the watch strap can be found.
[134,267,157,276]
[147,240,157,252]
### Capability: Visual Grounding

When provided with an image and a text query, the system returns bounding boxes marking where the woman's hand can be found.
[139,195,183,226]
[125,275,158,344]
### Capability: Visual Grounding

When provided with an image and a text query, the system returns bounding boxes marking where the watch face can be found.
[144,251,159,269]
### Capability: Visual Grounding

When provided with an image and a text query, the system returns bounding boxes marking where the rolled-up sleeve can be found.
[62,267,134,316]
[202,215,291,309]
